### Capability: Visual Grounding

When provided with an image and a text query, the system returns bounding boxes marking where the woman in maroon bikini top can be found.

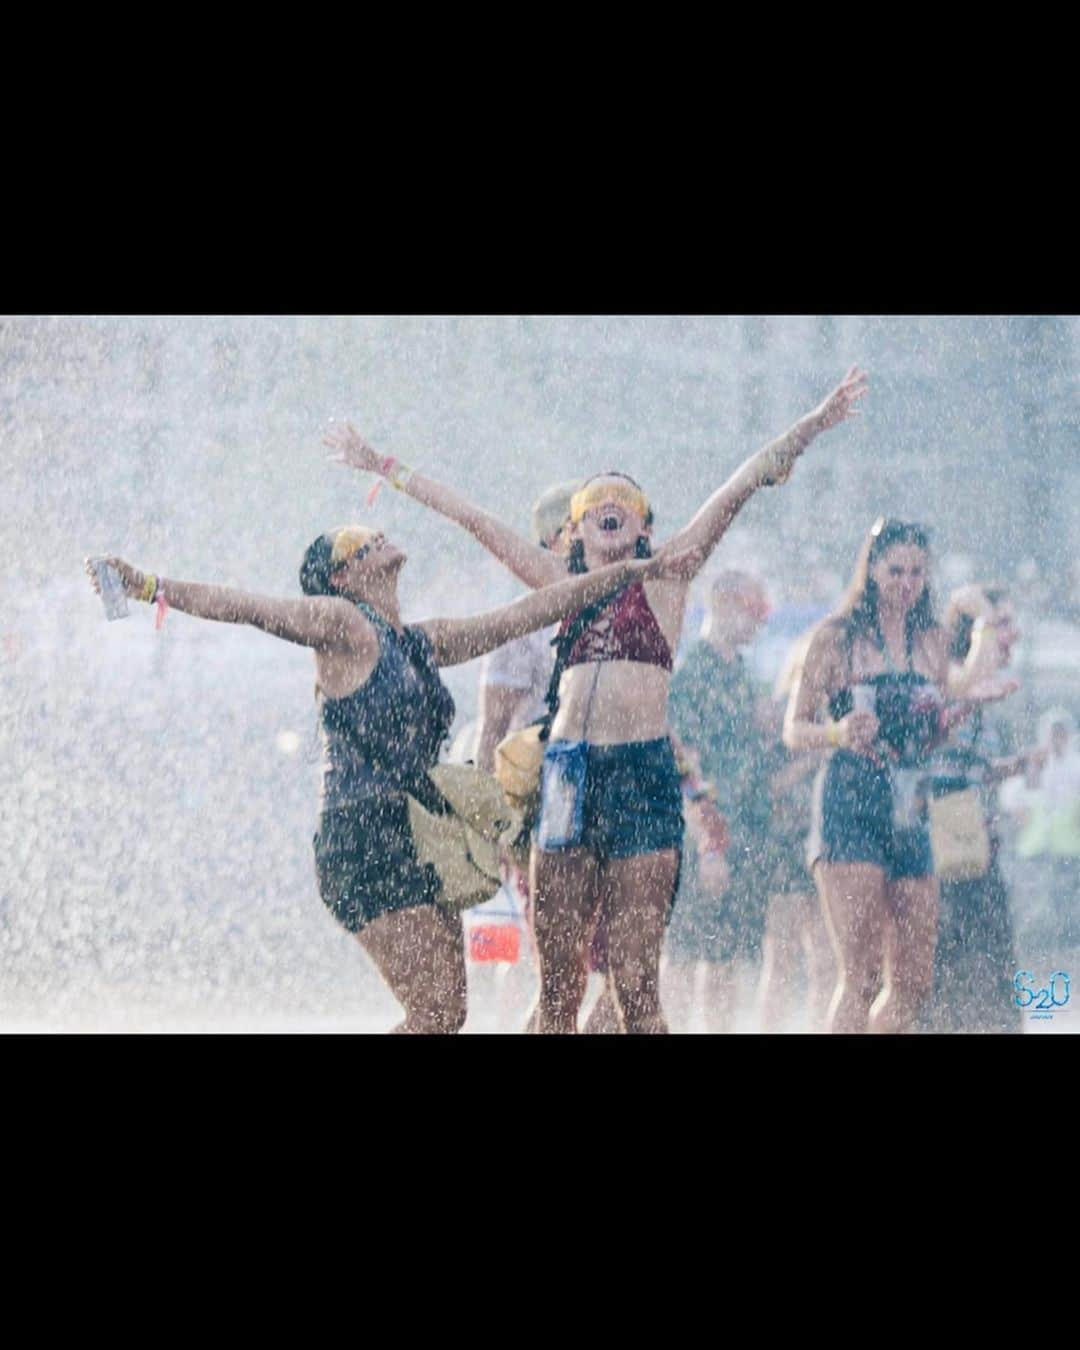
[560,578,674,673]
[325,366,869,1037]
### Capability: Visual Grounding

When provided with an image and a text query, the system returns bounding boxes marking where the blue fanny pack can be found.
[536,740,589,850]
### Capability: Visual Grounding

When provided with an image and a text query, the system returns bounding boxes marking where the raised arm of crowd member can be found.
[659,366,868,569]
[324,365,868,592]
[323,423,567,591]
[938,586,1022,702]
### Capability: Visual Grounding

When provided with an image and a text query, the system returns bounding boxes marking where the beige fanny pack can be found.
[407,763,523,911]
[928,786,991,881]
[494,724,547,812]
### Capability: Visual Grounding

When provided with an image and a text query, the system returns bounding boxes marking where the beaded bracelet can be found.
[386,459,416,491]
[140,573,158,604]
[367,456,417,507]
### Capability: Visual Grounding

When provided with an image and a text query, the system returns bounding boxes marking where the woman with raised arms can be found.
[86,521,699,1034]
[325,367,869,1033]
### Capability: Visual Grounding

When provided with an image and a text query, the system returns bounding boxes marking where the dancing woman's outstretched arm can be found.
[86,544,703,673]
[655,367,869,578]
[323,423,566,591]
[419,544,705,667]
[85,558,376,657]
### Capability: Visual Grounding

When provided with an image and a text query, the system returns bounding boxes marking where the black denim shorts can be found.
[808,750,933,881]
[313,795,442,934]
[535,737,685,861]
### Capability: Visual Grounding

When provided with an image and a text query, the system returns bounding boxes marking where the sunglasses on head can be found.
[331,528,380,569]
[869,516,929,551]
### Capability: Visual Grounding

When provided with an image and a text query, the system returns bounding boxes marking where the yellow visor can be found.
[570,480,650,526]
[331,525,378,565]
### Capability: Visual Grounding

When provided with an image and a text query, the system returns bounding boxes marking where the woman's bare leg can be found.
[802,893,837,1032]
[815,861,891,1034]
[580,896,622,1033]
[358,903,468,1035]
[602,849,680,1035]
[531,845,602,1034]
[870,877,939,1034]
[756,891,805,1033]
[581,979,623,1033]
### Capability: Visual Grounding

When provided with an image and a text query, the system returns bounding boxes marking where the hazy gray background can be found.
[2,315,1077,1031]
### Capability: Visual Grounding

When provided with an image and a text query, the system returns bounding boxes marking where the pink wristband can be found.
[153,582,170,630]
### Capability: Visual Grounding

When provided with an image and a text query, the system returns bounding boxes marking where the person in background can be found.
[474,482,581,774]
[754,633,834,1033]
[472,481,579,1032]
[663,571,776,1032]
[784,519,1015,1034]
[925,584,1033,1032]
[1008,706,1080,954]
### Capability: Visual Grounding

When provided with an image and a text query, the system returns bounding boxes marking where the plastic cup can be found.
[88,557,129,621]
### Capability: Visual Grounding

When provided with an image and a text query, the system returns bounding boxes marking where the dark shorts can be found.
[807,750,933,882]
[535,737,685,861]
[586,846,686,975]
[313,796,442,934]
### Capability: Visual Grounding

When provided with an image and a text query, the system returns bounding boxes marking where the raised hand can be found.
[322,420,386,475]
[810,364,870,433]
[947,584,997,624]
[759,365,870,487]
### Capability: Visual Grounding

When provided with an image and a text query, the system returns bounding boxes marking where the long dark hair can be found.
[829,517,937,660]
[567,471,654,574]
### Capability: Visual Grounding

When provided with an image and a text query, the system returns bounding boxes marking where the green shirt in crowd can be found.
[668,641,774,841]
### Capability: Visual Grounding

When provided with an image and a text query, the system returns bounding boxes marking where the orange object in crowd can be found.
[469,923,521,964]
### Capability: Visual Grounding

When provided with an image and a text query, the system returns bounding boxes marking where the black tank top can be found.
[829,629,943,766]
[319,602,455,813]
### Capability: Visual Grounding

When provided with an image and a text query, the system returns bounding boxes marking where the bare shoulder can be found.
[804,619,847,671]
[317,596,377,650]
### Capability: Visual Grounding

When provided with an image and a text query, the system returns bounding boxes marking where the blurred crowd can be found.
[4,513,1078,1036]
[464,550,1080,1035]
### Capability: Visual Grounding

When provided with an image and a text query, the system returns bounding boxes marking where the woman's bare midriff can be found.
[549,661,671,745]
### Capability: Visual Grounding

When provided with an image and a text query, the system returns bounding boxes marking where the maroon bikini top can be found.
[559,582,674,672]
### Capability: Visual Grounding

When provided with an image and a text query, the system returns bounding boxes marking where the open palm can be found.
[323,420,383,473]
[813,365,869,432]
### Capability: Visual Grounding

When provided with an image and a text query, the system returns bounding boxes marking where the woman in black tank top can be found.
[87,524,694,1033]
[784,518,1014,1034]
